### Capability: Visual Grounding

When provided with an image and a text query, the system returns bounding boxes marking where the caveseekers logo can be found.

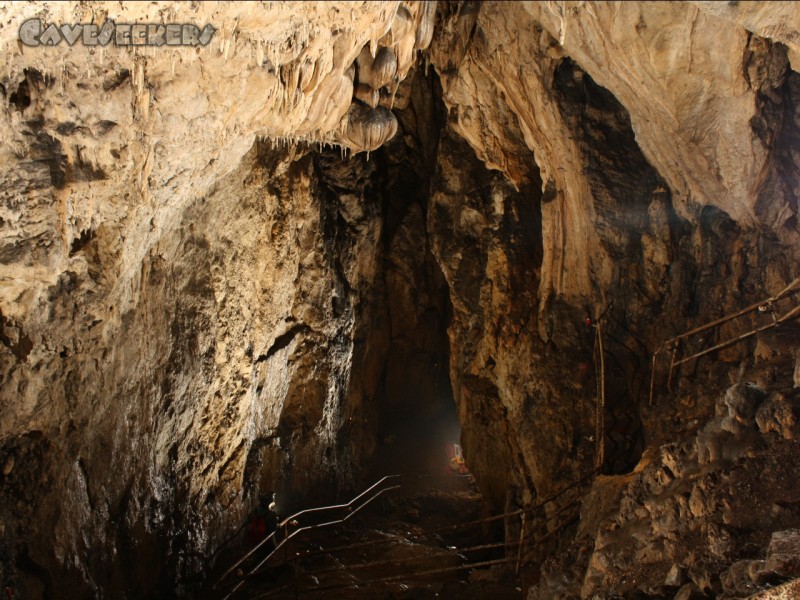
[19,18,216,47]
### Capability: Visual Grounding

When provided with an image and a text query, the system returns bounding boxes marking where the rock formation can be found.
[1,1,800,598]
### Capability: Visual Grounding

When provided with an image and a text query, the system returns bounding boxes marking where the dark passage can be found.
[368,68,464,479]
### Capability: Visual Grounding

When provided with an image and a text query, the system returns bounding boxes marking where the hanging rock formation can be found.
[1,1,800,598]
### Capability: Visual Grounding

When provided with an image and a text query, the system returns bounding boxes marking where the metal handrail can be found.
[247,485,403,575]
[290,539,512,581]
[215,473,469,587]
[221,485,402,599]
[218,476,405,599]
[649,276,800,405]
[214,474,403,590]
[216,470,596,599]
[254,494,585,599]
[274,474,404,528]
[288,469,595,561]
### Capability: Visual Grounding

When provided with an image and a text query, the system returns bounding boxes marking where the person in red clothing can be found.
[247,493,279,544]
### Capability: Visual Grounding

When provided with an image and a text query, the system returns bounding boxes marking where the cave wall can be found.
[2,1,800,598]
[424,2,800,596]
[423,0,799,488]
[0,136,392,596]
[0,2,431,596]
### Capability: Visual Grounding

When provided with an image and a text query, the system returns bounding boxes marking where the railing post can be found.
[595,320,605,472]
[515,513,526,576]
[293,552,299,599]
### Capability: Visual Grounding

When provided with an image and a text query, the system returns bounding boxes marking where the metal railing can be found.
[649,276,800,405]
[214,470,597,599]
[214,475,406,599]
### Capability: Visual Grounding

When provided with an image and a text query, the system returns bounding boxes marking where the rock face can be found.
[0,1,431,596]
[2,1,800,598]
[0,134,393,596]
[529,382,800,599]
[425,1,800,596]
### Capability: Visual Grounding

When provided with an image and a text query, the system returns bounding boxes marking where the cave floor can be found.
[210,476,524,599]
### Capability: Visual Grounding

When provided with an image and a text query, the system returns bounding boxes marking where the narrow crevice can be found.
[257,324,311,362]
[370,67,459,479]
[749,38,800,242]
[69,228,96,256]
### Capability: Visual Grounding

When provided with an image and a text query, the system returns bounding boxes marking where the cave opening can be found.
[369,67,465,479]
[349,56,549,517]
[300,64,469,490]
